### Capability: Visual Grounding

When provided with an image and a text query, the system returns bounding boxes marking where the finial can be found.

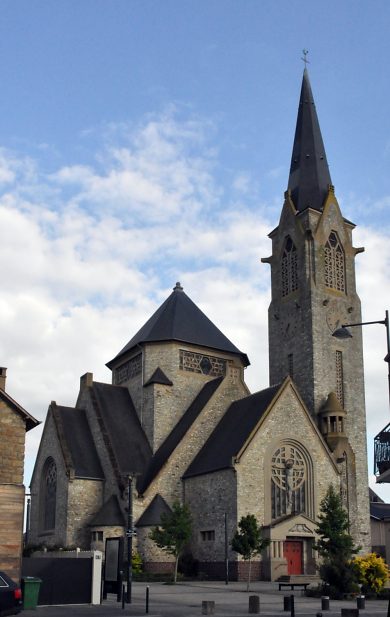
[301,49,310,68]
[173,282,183,291]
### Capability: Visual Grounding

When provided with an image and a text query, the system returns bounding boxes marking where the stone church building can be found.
[29,70,371,580]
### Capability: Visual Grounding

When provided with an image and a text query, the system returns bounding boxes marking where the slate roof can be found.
[138,376,224,494]
[183,383,282,478]
[52,404,104,479]
[88,495,126,527]
[370,501,390,520]
[0,389,39,432]
[136,494,172,527]
[288,69,332,213]
[91,382,152,477]
[106,283,249,368]
[144,367,173,387]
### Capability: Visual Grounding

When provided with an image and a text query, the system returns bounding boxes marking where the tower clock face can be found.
[326,299,348,333]
[279,315,300,340]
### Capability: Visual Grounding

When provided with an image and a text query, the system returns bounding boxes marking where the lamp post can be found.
[332,310,390,478]
[126,474,134,604]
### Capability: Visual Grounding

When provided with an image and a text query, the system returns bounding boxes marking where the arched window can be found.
[324,231,345,292]
[281,237,298,297]
[41,457,57,531]
[271,441,314,520]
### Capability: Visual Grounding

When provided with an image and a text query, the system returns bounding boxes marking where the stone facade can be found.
[29,412,70,548]
[0,401,25,484]
[0,484,24,582]
[67,479,103,547]
[0,368,39,581]
[265,193,371,552]
[185,381,341,580]
[111,341,247,454]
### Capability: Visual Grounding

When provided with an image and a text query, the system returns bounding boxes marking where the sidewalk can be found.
[23,580,390,617]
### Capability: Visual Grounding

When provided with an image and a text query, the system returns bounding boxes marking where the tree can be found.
[149,501,192,583]
[231,514,270,591]
[315,485,359,597]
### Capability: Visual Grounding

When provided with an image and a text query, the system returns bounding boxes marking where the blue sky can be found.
[0,1,389,500]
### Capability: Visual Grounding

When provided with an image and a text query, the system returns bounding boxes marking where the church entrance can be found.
[284,540,303,575]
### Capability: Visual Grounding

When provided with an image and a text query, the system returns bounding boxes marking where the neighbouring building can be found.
[28,69,371,580]
[0,367,39,581]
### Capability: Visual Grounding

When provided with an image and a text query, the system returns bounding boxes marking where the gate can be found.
[22,557,93,605]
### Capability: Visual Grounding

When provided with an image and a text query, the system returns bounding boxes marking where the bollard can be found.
[248,595,260,614]
[146,585,149,614]
[202,600,215,615]
[357,595,365,610]
[121,583,125,610]
[388,597,390,617]
[321,595,330,610]
[290,594,295,617]
[283,595,291,611]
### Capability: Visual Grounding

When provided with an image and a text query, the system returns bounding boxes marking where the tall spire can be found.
[287,69,332,212]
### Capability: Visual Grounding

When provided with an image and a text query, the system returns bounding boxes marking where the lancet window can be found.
[335,350,344,407]
[41,457,57,531]
[281,237,298,297]
[324,231,345,292]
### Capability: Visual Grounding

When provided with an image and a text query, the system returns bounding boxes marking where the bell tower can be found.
[262,69,371,550]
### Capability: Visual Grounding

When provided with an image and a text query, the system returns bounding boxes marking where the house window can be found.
[200,530,215,541]
[324,232,345,292]
[91,531,103,542]
[41,457,57,531]
[281,237,298,297]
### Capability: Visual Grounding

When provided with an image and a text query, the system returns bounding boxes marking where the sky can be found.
[1,1,390,502]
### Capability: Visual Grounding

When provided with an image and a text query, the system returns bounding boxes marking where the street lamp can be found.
[332,310,390,406]
[126,474,135,604]
[332,310,390,479]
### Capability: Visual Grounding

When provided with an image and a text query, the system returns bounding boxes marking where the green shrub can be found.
[353,553,389,594]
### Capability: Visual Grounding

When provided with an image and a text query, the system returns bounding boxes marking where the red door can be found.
[284,541,303,575]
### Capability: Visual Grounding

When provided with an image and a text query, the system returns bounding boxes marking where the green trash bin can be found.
[22,576,42,610]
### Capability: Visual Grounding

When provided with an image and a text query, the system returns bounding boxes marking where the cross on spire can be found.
[301,49,310,68]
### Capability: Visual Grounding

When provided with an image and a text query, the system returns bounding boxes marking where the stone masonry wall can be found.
[266,194,371,552]
[0,401,25,484]
[0,484,24,582]
[142,342,248,452]
[66,479,103,548]
[29,412,69,548]
[134,366,248,531]
[235,381,339,526]
[184,469,237,564]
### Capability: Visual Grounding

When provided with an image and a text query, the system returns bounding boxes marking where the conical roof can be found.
[106,282,249,368]
[288,69,332,212]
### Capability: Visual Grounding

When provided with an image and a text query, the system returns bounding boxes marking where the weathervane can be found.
[301,49,310,68]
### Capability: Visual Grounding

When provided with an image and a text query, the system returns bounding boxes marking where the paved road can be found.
[22,581,390,617]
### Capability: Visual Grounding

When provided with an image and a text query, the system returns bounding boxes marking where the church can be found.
[28,69,371,581]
